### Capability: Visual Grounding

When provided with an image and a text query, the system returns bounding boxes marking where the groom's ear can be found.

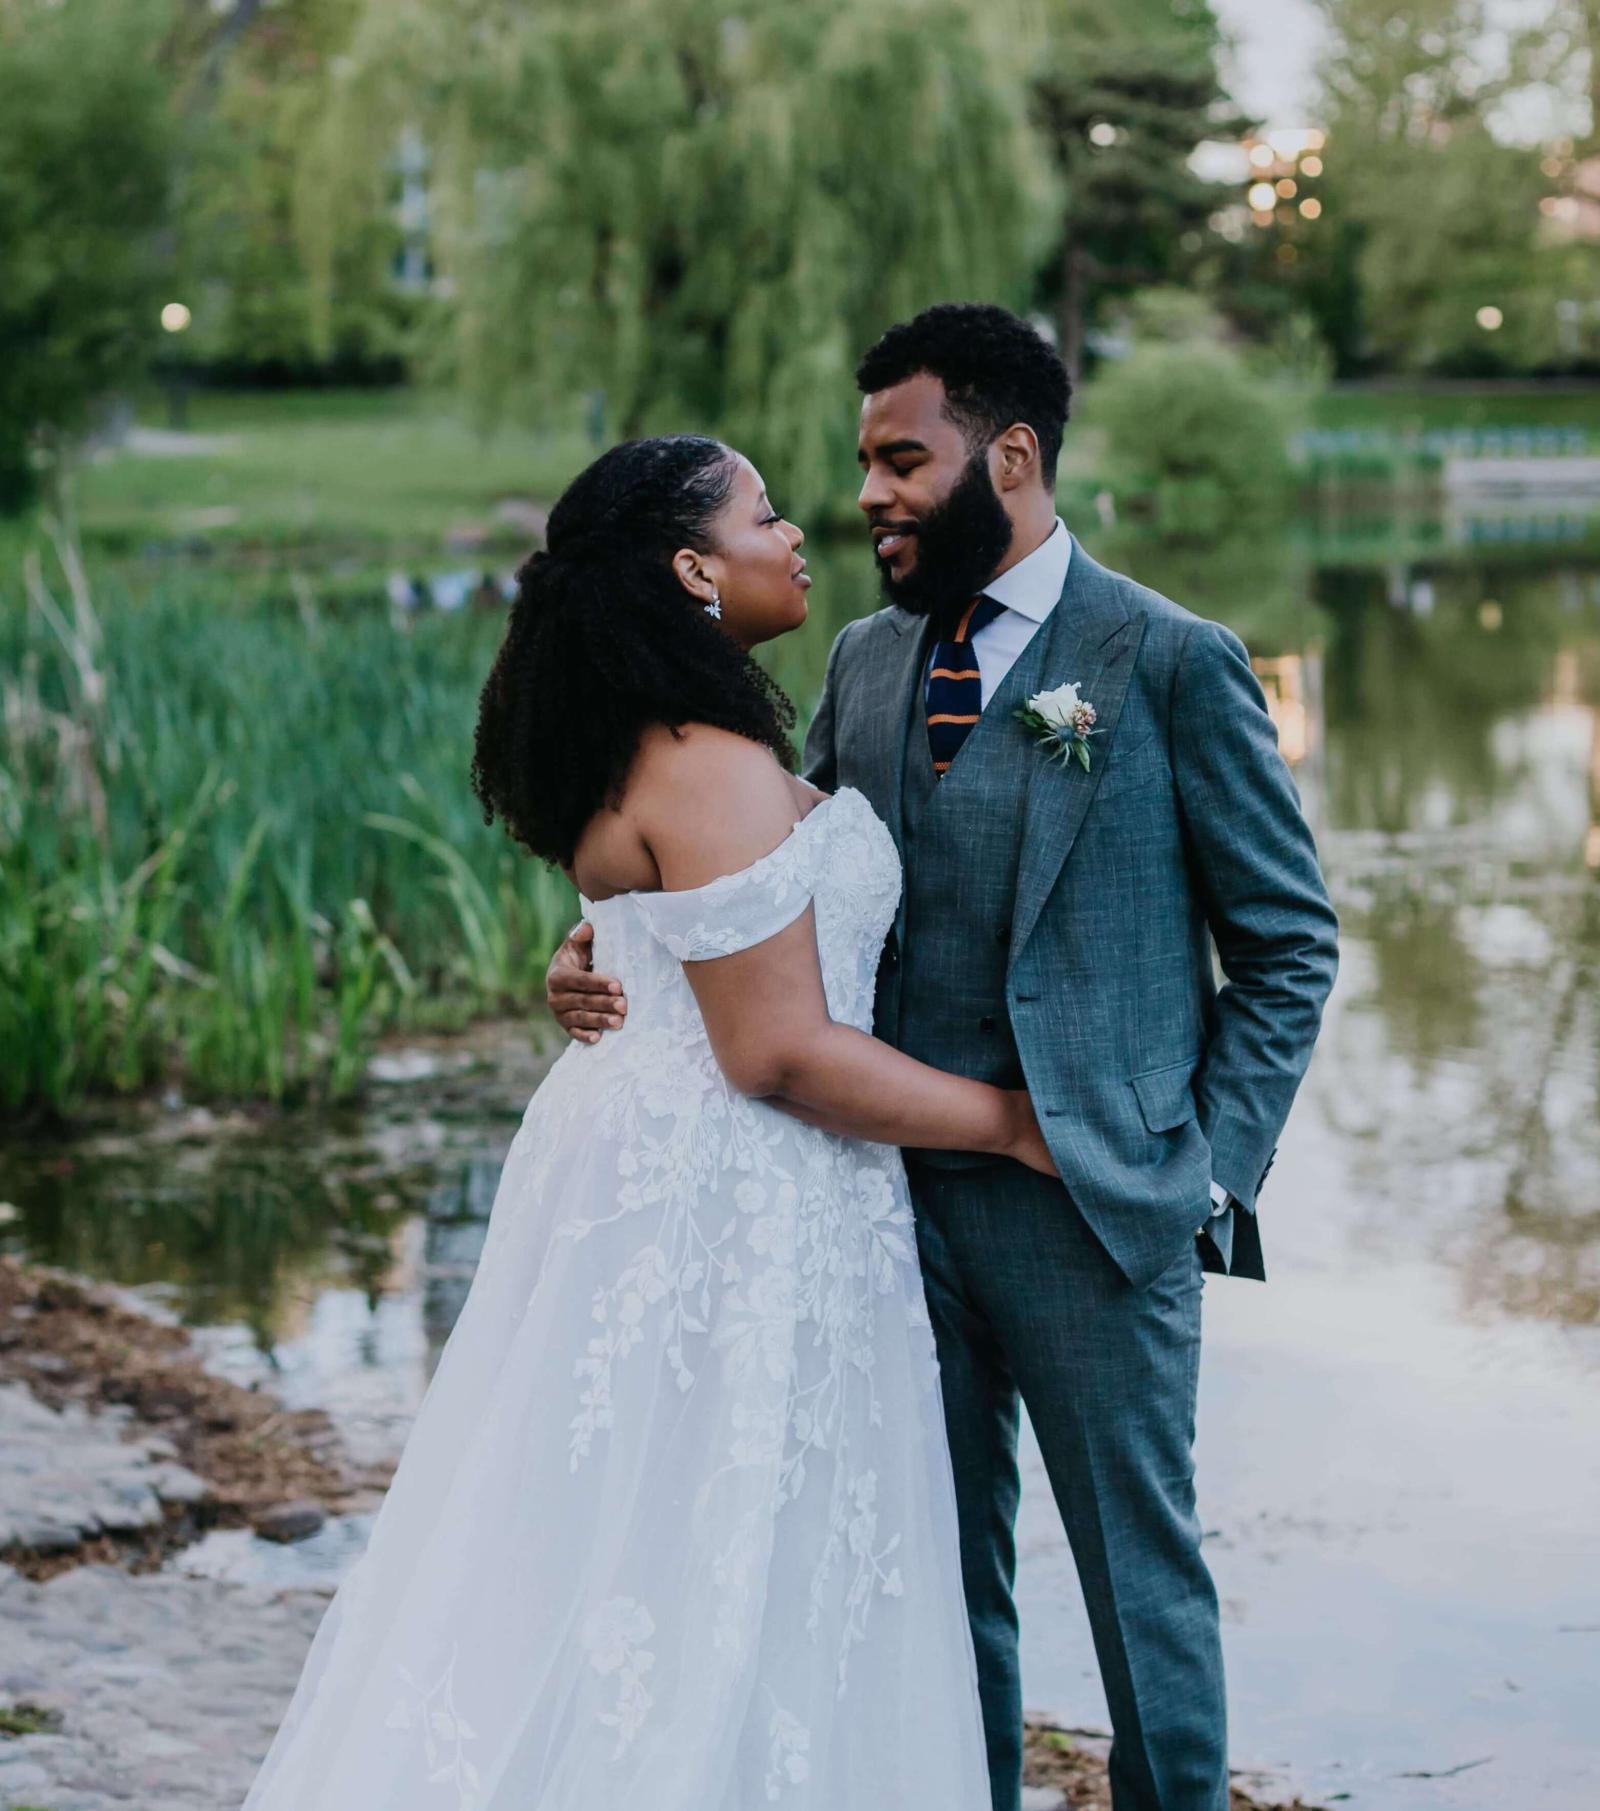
[994,422,1042,491]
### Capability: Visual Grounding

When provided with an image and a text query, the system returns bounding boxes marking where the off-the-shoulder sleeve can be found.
[631,824,819,961]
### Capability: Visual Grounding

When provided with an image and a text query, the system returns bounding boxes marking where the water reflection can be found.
[422,1155,508,1335]
[0,1027,548,1385]
[1306,562,1600,1338]
[1252,651,1320,769]
[2,1126,409,1337]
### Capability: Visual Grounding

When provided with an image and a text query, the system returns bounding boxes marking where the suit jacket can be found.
[801,536,1340,1289]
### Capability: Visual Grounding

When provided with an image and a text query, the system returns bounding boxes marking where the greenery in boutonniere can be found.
[1017,682,1099,772]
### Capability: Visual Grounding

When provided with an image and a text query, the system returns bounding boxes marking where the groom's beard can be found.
[873,450,1015,634]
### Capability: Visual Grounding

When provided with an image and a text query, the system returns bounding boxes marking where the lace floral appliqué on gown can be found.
[238,786,990,1811]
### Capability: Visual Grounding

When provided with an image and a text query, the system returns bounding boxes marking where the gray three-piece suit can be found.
[802,536,1340,1810]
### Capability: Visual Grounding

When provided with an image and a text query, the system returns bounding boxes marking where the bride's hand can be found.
[1002,1091,1059,1178]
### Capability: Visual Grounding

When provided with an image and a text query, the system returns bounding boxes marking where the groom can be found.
[548,303,1339,1810]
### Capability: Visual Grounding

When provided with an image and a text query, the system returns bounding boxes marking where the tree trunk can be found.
[1058,235,1089,388]
[188,0,270,109]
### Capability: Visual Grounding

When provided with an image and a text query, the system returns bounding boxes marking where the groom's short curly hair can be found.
[855,303,1071,485]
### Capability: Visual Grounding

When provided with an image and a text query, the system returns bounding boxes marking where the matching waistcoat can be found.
[876,612,1059,1169]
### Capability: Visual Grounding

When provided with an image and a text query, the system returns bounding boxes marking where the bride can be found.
[239,433,1054,1811]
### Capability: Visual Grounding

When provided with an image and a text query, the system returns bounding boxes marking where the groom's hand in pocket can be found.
[545,921,628,1044]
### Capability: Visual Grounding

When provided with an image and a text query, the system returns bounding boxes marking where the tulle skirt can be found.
[239,1036,991,1810]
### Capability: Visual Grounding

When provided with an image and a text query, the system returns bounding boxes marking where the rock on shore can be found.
[0,1380,209,1556]
[0,1559,326,1810]
[0,1256,388,1578]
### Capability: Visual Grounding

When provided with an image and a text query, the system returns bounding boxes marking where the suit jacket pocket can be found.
[1130,1058,1199,1133]
[1093,731,1165,804]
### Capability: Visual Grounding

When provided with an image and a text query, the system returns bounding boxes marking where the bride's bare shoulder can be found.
[629,722,789,804]
[629,724,805,892]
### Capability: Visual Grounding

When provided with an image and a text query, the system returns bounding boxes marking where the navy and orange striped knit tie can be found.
[925,593,1006,777]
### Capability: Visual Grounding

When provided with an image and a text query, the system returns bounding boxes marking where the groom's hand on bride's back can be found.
[546,921,628,1044]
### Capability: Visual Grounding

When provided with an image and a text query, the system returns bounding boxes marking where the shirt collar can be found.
[983,516,1070,624]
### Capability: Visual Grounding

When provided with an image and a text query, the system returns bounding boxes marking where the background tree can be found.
[327,0,1059,520]
[1522,0,1600,371]
[1087,289,1302,538]
[1031,0,1241,382]
[1308,0,1556,374]
[175,0,414,379]
[0,0,175,511]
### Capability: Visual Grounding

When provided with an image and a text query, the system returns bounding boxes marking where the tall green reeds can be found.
[1,536,574,1114]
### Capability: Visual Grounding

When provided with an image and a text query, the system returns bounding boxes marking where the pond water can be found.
[4,498,1599,1808]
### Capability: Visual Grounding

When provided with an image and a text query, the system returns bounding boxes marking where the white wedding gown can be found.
[239,784,991,1811]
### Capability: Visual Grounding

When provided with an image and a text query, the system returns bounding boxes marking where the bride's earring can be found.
[704,587,723,621]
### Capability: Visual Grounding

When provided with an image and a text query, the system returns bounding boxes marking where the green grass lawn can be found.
[25,378,1600,571]
[65,388,595,555]
[1054,379,1600,495]
[1311,382,1600,436]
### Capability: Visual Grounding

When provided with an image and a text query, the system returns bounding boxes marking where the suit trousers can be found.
[905,1157,1227,1811]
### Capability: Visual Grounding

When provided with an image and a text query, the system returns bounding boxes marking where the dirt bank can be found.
[1021,1719,1318,1809]
[0,1256,390,1578]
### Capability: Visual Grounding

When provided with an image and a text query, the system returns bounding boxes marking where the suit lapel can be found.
[1009,542,1144,962]
[855,607,934,858]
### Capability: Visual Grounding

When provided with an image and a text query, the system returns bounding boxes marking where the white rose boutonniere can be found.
[1016,681,1099,772]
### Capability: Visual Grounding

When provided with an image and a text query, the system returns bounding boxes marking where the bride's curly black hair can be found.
[471,434,798,868]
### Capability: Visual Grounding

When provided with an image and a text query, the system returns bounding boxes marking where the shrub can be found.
[1089,342,1300,538]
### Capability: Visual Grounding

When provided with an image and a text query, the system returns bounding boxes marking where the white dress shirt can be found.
[936,517,1236,1247]
[967,516,1074,708]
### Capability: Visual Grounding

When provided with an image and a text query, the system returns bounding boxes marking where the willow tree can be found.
[325,0,1057,517]
[176,0,411,375]
[0,0,175,510]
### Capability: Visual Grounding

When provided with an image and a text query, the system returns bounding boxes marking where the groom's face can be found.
[857,373,1013,626]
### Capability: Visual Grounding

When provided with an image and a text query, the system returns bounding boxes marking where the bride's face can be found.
[674,456,810,650]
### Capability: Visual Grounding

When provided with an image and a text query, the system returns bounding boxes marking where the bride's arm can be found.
[691,915,1049,1170]
[634,728,1055,1174]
